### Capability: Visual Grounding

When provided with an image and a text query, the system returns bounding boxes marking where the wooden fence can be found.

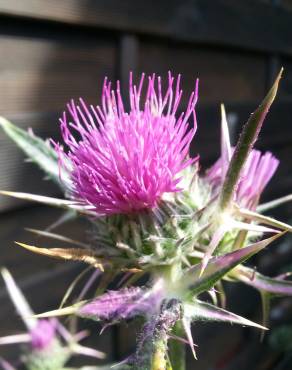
[0,1,292,368]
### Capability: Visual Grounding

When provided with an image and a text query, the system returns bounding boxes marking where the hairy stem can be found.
[169,321,186,370]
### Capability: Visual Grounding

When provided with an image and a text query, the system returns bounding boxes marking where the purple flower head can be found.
[79,286,161,322]
[207,148,279,209]
[56,73,198,215]
[30,319,56,351]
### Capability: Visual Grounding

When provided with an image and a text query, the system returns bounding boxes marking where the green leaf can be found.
[219,68,283,210]
[184,232,284,296]
[0,117,70,187]
[184,300,267,330]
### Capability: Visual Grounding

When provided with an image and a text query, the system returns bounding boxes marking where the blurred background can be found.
[0,0,292,369]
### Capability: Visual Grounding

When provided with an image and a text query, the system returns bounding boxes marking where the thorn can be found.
[199,255,209,277]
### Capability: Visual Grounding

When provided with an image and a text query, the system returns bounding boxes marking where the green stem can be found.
[169,321,186,370]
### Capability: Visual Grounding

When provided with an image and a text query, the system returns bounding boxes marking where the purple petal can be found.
[30,319,57,351]
[207,148,279,210]
[79,287,160,321]
[55,74,199,215]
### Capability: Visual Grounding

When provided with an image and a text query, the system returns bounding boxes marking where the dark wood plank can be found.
[0,0,292,55]
[119,34,139,96]
[281,0,292,11]
[0,32,116,211]
[279,57,292,98]
[138,41,267,105]
[0,206,87,283]
[0,33,116,115]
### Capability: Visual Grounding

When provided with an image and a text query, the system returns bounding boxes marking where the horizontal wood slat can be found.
[0,34,116,115]
[0,0,292,55]
[138,41,267,105]
[0,32,116,211]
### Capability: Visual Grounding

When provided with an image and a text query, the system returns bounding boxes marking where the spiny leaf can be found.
[219,69,283,210]
[184,300,267,330]
[184,232,284,296]
[15,242,104,270]
[233,265,292,296]
[201,216,278,276]
[0,117,70,186]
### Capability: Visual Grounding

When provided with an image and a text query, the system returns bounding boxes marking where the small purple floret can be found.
[79,287,159,322]
[56,73,198,215]
[30,319,56,351]
[207,149,279,209]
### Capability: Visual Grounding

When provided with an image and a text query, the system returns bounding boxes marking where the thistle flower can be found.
[56,73,198,215]
[79,287,159,322]
[0,269,105,370]
[2,68,292,370]
[30,319,56,351]
[207,148,279,209]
